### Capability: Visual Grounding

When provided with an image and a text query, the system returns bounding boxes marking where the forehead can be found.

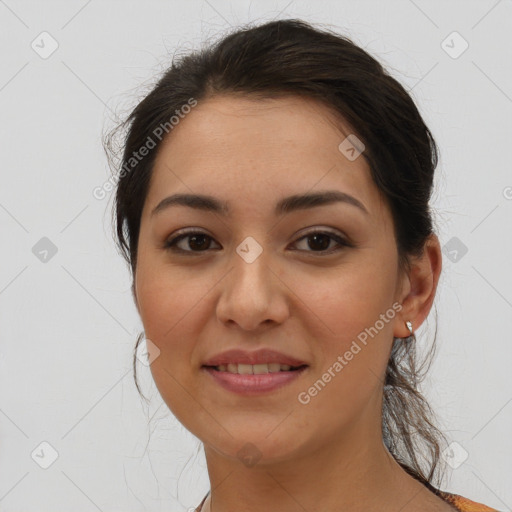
[146,94,384,218]
[156,94,353,163]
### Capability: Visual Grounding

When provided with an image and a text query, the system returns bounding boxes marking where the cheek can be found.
[134,263,195,374]
[135,264,207,423]
[291,266,397,428]
[136,259,202,333]
[289,256,398,408]
[293,256,398,337]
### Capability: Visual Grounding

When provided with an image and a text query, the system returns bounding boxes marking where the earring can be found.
[405,320,414,341]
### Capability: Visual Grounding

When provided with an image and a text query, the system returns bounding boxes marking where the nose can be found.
[216,248,290,331]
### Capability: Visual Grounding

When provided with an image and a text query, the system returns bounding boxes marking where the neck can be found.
[200,404,437,512]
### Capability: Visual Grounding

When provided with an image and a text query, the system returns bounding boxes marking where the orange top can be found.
[437,491,499,511]
[195,490,499,511]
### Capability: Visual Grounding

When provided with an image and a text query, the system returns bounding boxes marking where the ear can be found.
[394,234,442,338]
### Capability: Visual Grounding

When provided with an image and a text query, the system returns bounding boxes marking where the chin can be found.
[201,428,308,468]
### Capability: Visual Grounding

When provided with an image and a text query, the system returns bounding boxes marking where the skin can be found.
[133,95,449,512]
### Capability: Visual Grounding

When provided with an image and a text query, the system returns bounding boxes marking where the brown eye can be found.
[164,229,351,255]
[164,232,219,253]
[292,230,351,255]
[305,233,331,251]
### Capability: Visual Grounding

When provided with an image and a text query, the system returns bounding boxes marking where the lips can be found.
[202,348,308,368]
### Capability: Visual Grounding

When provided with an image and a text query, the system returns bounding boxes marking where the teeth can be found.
[215,363,295,374]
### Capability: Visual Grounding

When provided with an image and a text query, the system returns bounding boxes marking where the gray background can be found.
[0,0,511,511]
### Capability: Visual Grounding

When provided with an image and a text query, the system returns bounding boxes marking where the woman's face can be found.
[134,94,411,464]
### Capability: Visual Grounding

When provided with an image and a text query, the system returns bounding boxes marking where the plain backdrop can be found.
[0,1,511,511]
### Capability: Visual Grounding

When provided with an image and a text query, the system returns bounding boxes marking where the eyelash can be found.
[163,228,352,256]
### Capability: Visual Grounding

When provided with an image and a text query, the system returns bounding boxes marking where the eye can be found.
[164,230,219,253]
[164,228,351,255]
[291,229,351,255]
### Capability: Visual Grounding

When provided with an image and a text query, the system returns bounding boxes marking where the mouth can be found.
[202,363,309,374]
[201,363,309,395]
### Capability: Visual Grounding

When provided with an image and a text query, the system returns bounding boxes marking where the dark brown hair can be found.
[106,19,448,490]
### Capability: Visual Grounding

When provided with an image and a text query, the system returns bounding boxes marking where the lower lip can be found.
[202,366,308,395]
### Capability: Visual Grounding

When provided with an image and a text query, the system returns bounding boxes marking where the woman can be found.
[107,19,499,512]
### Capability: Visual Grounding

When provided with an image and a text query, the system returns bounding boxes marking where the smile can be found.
[202,365,308,395]
[207,363,307,374]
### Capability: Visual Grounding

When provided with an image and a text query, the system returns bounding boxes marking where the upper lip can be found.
[202,348,308,367]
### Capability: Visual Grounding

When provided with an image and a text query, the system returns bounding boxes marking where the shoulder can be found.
[437,491,500,512]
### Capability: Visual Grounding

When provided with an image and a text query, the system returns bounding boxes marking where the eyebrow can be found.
[151,190,369,217]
